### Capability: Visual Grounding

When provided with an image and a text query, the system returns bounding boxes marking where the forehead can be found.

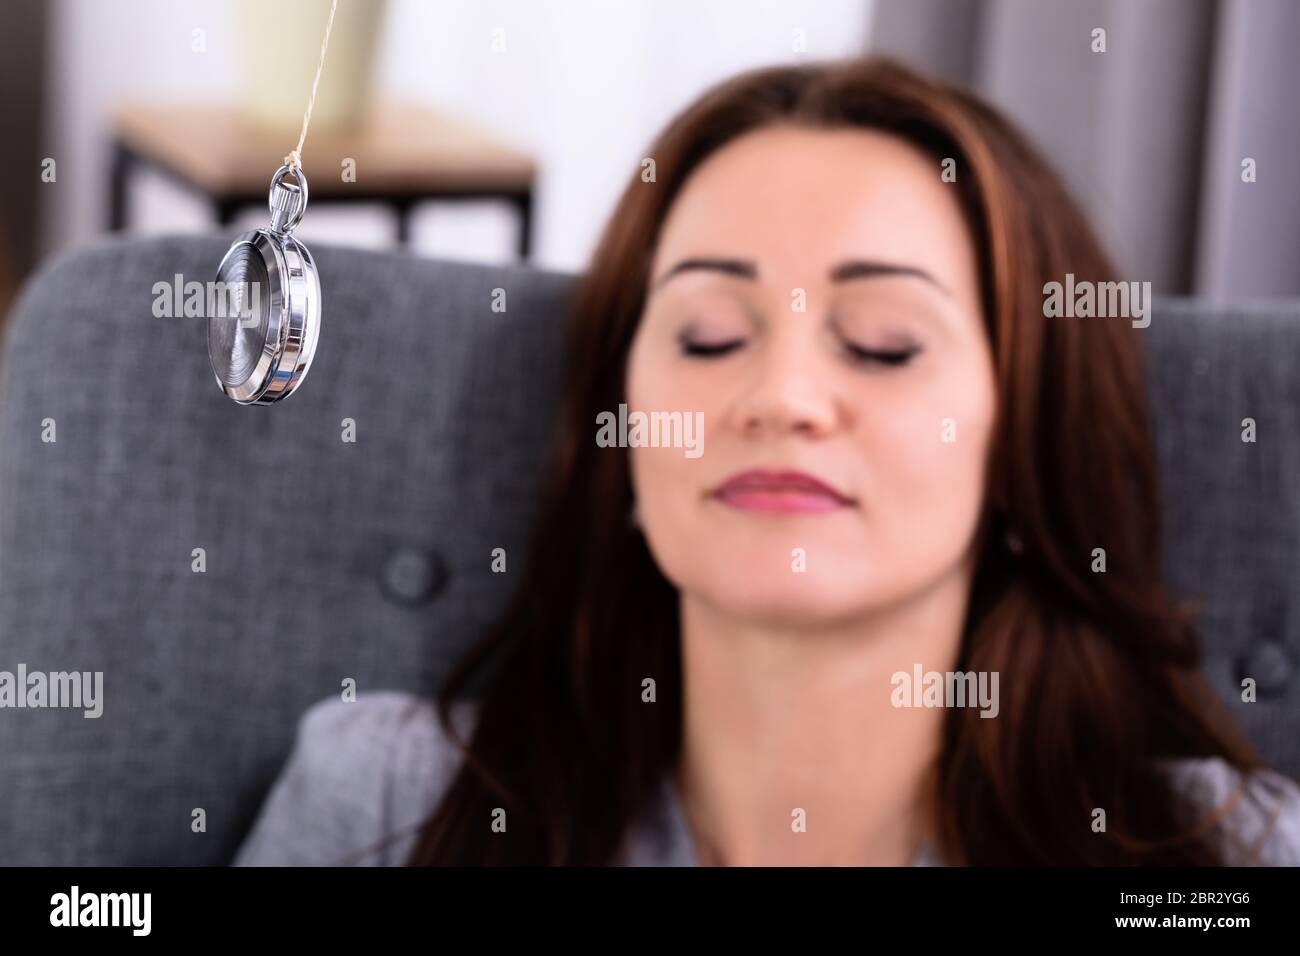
[650,125,979,303]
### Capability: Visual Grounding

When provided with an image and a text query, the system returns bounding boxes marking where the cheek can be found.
[865,359,996,542]
[625,343,729,492]
[624,345,710,559]
[627,334,729,412]
[627,440,710,600]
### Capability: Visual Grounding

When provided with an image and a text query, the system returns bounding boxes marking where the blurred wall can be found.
[870,0,1300,299]
[41,0,874,271]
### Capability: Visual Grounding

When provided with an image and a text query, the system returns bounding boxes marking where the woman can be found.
[235,57,1300,866]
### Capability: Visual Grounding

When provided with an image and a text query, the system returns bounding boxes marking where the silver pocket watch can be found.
[208,165,321,404]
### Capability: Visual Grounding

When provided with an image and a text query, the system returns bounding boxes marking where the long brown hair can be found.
[408,56,1264,865]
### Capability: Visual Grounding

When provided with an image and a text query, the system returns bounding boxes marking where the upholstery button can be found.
[1236,641,1294,696]
[379,546,445,605]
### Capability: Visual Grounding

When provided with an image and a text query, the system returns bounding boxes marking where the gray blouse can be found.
[233,690,1300,867]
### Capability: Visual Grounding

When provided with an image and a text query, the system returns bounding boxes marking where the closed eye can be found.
[678,334,745,358]
[844,342,921,367]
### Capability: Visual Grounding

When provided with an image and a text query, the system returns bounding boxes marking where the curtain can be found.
[869,0,1300,300]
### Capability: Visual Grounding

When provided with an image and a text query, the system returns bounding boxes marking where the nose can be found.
[733,333,841,439]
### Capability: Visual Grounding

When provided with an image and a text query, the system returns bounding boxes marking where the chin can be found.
[687,571,890,631]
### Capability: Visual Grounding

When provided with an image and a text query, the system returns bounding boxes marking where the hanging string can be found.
[284,0,340,170]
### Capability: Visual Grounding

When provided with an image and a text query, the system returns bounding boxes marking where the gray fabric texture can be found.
[0,235,573,865]
[0,234,1298,865]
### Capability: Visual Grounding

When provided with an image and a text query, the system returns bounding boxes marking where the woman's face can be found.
[626,124,996,628]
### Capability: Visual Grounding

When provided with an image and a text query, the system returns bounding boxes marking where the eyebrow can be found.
[651,257,950,295]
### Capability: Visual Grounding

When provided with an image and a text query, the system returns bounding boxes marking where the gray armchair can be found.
[0,235,1296,865]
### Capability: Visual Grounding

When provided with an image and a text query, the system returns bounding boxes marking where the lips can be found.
[709,469,855,513]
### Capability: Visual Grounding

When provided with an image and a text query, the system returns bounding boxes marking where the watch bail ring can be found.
[268,165,309,235]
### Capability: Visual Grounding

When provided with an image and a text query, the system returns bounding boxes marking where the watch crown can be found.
[270,181,305,234]
[267,166,309,235]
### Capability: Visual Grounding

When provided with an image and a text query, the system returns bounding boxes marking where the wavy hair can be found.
[406,57,1265,866]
